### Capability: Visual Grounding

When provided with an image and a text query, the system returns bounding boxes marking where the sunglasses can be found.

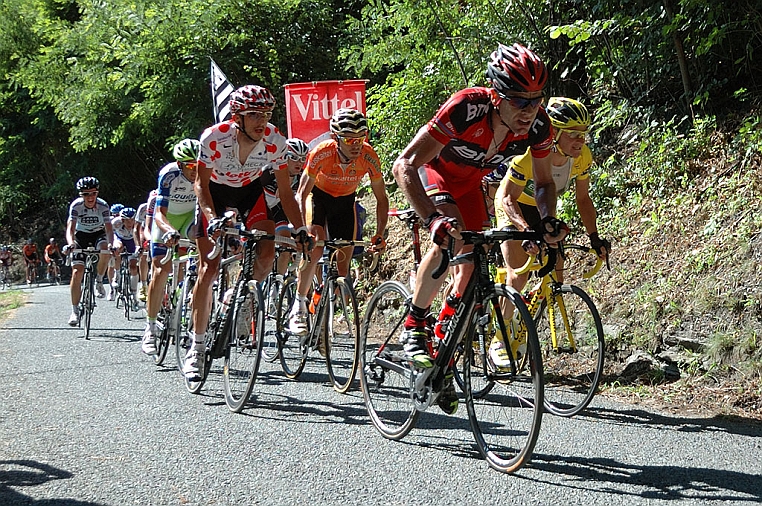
[183,162,198,170]
[559,129,589,140]
[79,191,98,197]
[284,152,306,163]
[504,96,544,109]
[338,136,365,146]
[242,110,273,121]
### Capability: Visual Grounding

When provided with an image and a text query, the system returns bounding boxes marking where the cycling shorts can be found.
[306,187,357,241]
[268,203,289,233]
[24,253,39,263]
[71,230,107,266]
[418,166,490,231]
[150,210,196,258]
[195,180,268,238]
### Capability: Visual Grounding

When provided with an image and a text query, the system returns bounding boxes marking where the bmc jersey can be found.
[260,167,299,209]
[111,216,134,241]
[425,87,553,197]
[508,144,594,206]
[305,140,383,197]
[156,162,196,214]
[68,197,110,233]
[199,120,289,188]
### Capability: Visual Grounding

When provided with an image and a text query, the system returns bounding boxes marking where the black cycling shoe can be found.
[437,371,459,415]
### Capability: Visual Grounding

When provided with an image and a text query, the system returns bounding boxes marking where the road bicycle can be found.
[150,238,196,367]
[69,247,102,340]
[277,238,366,394]
[359,228,545,474]
[46,258,63,285]
[0,262,12,289]
[114,252,139,319]
[512,243,606,417]
[259,241,299,363]
[174,247,198,374]
[181,214,296,412]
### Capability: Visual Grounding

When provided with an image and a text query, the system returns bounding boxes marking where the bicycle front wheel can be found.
[223,281,266,412]
[278,277,308,379]
[537,284,605,417]
[325,278,360,393]
[465,283,543,474]
[153,290,172,366]
[82,271,94,340]
[261,272,283,363]
[359,280,418,440]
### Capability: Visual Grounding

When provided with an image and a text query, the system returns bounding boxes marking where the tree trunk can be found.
[663,0,694,117]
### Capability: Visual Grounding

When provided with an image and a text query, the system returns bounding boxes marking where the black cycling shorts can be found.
[195,179,268,238]
[306,187,357,241]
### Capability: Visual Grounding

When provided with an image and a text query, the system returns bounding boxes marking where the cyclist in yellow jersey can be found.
[492,97,610,369]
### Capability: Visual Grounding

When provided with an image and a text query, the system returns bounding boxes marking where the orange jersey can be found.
[305,140,383,197]
[22,244,37,258]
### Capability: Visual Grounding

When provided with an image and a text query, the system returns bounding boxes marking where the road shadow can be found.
[0,460,106,506]
[525,453,761,502]
[578,404,762,438]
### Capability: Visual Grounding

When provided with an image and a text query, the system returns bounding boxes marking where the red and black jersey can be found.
[424,87,553,198]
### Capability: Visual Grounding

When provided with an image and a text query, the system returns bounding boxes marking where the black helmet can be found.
[76,176,100,192]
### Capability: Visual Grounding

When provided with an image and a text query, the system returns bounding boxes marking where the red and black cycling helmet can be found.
[229,85,276,115]
[486,43,548,97]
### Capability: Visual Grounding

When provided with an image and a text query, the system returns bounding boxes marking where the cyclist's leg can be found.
[143,248,170,354]
[96,238,111,297]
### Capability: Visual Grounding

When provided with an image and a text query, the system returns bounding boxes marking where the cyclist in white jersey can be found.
[110,207,140,308]
[135,197,151,300]
[106,203,123,296]
[65,177,114,326]
[260,138,309,277]
[183,85,311,380]
[141,139,199,354]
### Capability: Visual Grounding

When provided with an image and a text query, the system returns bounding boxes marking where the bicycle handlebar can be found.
[514,243,605,279]
[159,238,196,265]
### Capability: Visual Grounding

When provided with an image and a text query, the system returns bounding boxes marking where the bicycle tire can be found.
[359,280,419,440]
[325,277,360,393]
[153,282,173,366]
[224,281,266,412]
[537,284,605,417]
[464,283,543,474]
[278,277,308,379]
[175,277,195,373]
[261,272,283,363]
[83,271,94,340]
[452,312,496,399]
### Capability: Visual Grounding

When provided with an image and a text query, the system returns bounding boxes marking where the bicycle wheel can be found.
[153,283,173,366]
[224,280,265,412]
[537,284,605,417]
[359,280,419,440]
[83,272,94,340]
[464,284,543,474]
[278,277,308,379]
[452,312,495,399]
[325,278,360,393]
[260,272,283,363]
[175,277,195,372]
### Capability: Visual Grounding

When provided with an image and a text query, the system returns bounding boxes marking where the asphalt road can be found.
[1,283,761,505]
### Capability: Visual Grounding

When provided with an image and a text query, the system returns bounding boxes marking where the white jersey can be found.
[156,162,196,214]
[136,202,148,224]
[111,216,134,241]
[68,197,110,233]
[198,120,288,188]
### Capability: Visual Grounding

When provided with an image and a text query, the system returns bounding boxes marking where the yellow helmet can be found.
[546,97,591,130]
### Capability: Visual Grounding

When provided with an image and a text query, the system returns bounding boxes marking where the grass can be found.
[0,290,25,321]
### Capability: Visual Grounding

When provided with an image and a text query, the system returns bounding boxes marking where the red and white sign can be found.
[284,80,368,145]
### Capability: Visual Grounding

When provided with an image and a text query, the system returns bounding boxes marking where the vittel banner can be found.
[284,80,368,145]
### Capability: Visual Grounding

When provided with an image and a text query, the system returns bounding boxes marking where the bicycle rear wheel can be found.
[153,285,173,366]
[326,278,360,393]
[278,277,308,379]
[537,284,605,417]
[224,281,266,412]
[359,280,418,440]
[261,272,283,362]
[175,277,195,372]
[464,284,543,474]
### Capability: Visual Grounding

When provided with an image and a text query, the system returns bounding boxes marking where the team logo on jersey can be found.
[465,103,489,122]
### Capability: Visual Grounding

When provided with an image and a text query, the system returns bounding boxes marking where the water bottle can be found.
[309,284,323,314]
[434,292,461,341]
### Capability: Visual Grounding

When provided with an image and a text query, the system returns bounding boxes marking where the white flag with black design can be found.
[210,59,235,123]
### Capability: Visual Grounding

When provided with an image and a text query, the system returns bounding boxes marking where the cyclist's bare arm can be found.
[392,126,445,224]
[501,179,533,232]
[370,177,389,239]
[295,170,315,220]
[66,218,76,246]
[531,154,557,219]
[274,166,305,230]
[194,163,217,226]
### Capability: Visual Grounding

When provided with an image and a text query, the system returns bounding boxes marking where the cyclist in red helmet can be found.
[183,84,310,380]
[391,43,567,415]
